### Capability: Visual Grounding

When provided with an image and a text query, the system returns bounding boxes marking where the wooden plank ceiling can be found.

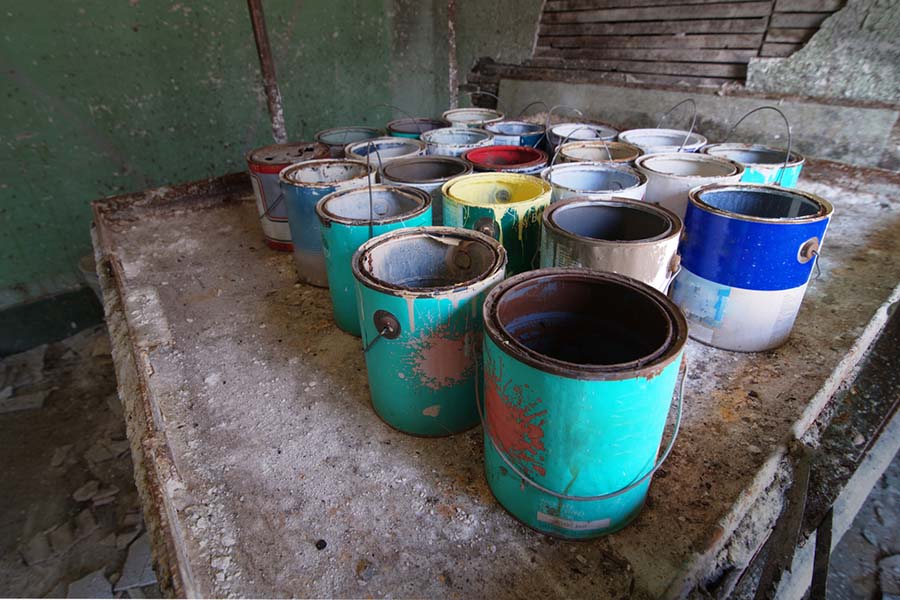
[531,0,845,87]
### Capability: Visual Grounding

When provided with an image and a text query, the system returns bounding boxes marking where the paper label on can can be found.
[537,512,611,531]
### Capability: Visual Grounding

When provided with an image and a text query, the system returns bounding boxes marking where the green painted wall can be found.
[0,0,542,309]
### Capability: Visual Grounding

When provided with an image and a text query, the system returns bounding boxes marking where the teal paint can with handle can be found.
[353,227,507,436]
[481,269,687,538]
[317,185,432,336]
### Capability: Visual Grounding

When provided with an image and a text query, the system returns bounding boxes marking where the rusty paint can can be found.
[540,198,682,292]
[352,227,507,436]
[442,107,504,129]
[618,128,707,155]
[442,173,552,275]
[701,143,805,187]
[635,153,744,219]
[558,140,643,166]
[344,136,426,167]
[541,162,647,203]
[421,127,494,157]
[245,142,329,251]
[482,268,687,539]
[280,159,376,287]
[484,120,545,147]
[315,127,382,158]
[380,156,472,225]
[672,183,833,351]
[317,185,432,336]
[462,145,549,176]
[386,117,450,139]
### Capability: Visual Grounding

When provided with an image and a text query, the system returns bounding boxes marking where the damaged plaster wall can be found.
[747,0,900,104]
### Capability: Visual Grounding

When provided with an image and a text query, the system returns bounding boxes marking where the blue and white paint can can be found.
[672,183,833,352]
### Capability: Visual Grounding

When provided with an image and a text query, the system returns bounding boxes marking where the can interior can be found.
[389,119,445,135]
[467,146,543,167]
[447,177,546,205]
[364,234,498,289]
[709,146,796,166]
[351,140,421,160]
[553,204,671,241]
[564,144,637,162]
[552,124,616,141]
[626,131,703,149]
[490,121,542,135]
[324,189,425,221]
[699,188,823,219]
[319,129,379,146]
[383,159,469,182]
[284,162,370,185]
[496,276,671,366]
[642,156,737,178]
[548,166,640,192]
[446,109,501,123]
[427,129,490,146]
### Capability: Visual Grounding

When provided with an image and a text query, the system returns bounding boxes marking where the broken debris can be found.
[67,569,113,599]
[114,533,157,591]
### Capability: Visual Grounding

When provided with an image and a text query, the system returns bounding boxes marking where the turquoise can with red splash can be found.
[481,269,687,538]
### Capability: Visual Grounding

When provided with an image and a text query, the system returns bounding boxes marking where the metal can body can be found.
[482,269,687,538]
[353,227,507,436]
[558,140,643,166]
[540,198,682,292]
[381,157,473,226]
[635,153,744,219]
[280,160,376,287]
[702,143,805,187]
[541,162,647,203]
[421,127,493,157]
[672,184,833,351]
[442,173,552,275]
[245,142,329,251]
[484,120,545,147]
[318,186,432,336]
[618,128,707,155]
[463,145,549,176]
[344,136,426,167]
[442,107,504,129]
[315,127,382,158]
[386,117,449,139]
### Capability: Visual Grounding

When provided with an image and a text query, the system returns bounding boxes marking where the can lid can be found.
[247,142,328,166]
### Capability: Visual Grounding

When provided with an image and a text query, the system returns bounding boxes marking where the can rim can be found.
[314,126,383,146]
[618,128,708,150]
[688,182,834,224]
[386,117,450,135]
[542,197,683,247]
[278,158,375,189]
[634,152,745,182]
[549,121,619,141]
[381,156,473,184]
[540,162,648,194]
[245,142,328,167]
[440,172,552,208]
[701,142,806,170]
[463,145,549,170]
[344,136,427,162]
[483,268,688,381]
[558,140,643,164]
[315,185,431,227]
[421,127,494,148]
[484,120,545,135]
[441,107,505,125]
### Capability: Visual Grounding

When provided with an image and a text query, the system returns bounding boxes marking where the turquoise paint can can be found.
[280,159,376,287]
[317,185,432,336]
[352,227,507,436]
[702,143,805,187]
[482,269,687,539]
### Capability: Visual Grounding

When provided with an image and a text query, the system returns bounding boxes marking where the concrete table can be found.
[92,161,900,598]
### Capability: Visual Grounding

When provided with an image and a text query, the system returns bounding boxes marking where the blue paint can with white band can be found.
[672,183,833,352]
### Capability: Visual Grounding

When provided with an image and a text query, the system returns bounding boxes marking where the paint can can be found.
[386,117,450,139]
[541,162,647,203]
[540,198,682,292]
[482,268,687,539]
[635,153,744,219]
[672,183,833,351]
[280,159,376,287]
[442,173,552,274]
[421,127,493,157]
[353,227,507,436]
[315,127,382,158]
[484,120,545,148]
[462,145,549,176]
[618,128,707,155]
[558,140,643,166]
[702,144,805,187]
[546,122,618,149]
[442,107,504,129]
[380,156,473,225]
[245,142,329,251]
[317,185,432,336]
[344,136,426,167]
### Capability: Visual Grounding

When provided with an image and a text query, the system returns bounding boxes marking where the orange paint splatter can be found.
[409,323,479,390]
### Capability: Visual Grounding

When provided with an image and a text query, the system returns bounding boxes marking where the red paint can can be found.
[462,145,548,176]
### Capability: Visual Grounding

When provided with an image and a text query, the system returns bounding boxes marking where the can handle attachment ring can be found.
[474,217,500,239]
[363,310,401,353]
[656,98,697,153]
[723,105,794,186]
[477,359,688,502]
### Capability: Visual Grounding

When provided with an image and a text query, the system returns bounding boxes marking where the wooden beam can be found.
[765,27,817,42]
[760,42,804,56]
[774,0,844,12]
[769,12,831,27]
[538,17,770,35]
[540,2,772,23]
[538,33,764,49]
[545,0,766,9]
[534,45,759,63]
[501,63,735,87]
[527,56,747,78]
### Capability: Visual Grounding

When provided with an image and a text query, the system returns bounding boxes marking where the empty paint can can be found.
[315,127,382,158]
[484,120,545,147]
[381,156,473,225]
[344,136,426,167]
[482,268,687,539]
[546,122,618,149]
[635,153,744,219]
[442,173,552,274]
[386,117,450,139]
[672,183,833,351]
[702,143,805,187]
[618,128,707,155]
[541,162,647,203]
[463,145,549,176]
[540,198,682,292]
[246,142,330,251]
[421,127,494,157]
[280,159,376,287]
[317,185,432,336]
[558,140,643,166]
[442,107,504,129]
[353,227,507,436]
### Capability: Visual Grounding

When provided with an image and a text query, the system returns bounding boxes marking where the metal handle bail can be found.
[723,105,794,186]
[656,98,698,152]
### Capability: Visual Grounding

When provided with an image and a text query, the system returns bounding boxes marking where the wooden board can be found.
[538,17,770,36]
[526,56,747,78]
[538,33,765,49]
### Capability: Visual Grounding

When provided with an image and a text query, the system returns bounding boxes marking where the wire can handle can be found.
[656,98,698,152]
[547,125,614,186]
[722,105,794,186]
[515,100,549,120]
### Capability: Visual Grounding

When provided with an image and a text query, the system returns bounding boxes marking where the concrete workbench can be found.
[92,160,900,598]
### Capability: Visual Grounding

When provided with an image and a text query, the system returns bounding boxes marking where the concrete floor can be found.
[0,324,896,598]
